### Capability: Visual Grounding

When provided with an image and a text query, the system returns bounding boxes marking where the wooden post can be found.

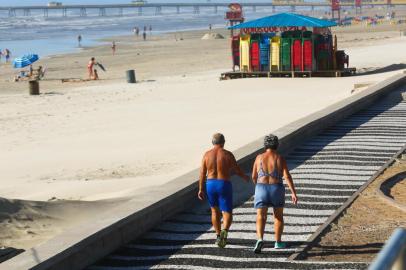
[231,22,234,72]
[333,34,337,71]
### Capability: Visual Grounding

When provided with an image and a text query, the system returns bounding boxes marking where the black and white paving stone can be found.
[88,98,406,270]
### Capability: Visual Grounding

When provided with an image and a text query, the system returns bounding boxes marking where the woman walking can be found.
[87,57,96,79]
[251,134,298,253]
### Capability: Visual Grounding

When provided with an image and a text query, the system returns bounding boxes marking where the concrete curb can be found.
[288,144,406,261]
[1,73,405,270]
[376,171,406,213]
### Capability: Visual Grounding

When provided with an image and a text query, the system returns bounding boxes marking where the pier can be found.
[0,1,399,18]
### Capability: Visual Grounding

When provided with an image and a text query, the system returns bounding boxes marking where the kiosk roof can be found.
[229,13,337,29]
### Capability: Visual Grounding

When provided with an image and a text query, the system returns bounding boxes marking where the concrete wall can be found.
[1,73,405,270]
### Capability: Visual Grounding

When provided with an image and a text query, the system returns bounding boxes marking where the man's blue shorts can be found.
[254,183,285,209]
[206,179,233,213]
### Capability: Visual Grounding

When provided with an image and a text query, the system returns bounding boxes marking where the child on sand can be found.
[93,69,99,80]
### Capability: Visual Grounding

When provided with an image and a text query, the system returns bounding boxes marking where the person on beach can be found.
[149,25,152,35]
[251,134,298,253]
[36,66,44,80]
[111,41,116,55]
[143,31,146,41]
[4,49,10,63]
[29,65,33,77]
[78,35,82,47]
[88,57,96,79]
[93,69,99,80]
[198,133,249,248]
[136,27,139,37]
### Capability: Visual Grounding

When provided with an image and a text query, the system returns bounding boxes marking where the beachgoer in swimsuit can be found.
[251,134,298,253]
[4,49,10,63]
[198,133,249,248]
[78,35,82,47]
[111,41,116,55]
[88,57,95,79]
[38,66,43,79]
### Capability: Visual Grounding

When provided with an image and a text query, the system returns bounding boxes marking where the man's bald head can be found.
[212,133,225,146]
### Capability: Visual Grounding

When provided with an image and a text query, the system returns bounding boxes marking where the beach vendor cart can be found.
[221,13,356,79]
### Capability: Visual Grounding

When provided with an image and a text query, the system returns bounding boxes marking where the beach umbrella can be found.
[26,54,39,63]
[12,54,39,68]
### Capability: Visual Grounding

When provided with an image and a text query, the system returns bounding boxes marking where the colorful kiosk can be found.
[222,13,355,79]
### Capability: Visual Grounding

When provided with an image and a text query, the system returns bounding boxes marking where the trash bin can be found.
[29,80,40,95]
[126,70,136,83]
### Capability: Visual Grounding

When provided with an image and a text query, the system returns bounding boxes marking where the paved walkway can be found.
[88,96,406,270]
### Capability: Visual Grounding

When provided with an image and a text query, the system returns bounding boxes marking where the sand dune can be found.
[0,197,123,252]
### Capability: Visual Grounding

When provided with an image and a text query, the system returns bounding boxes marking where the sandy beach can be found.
[2,17,406,253]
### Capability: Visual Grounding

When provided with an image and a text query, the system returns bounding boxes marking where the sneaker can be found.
[253,239,264,254]
[274,241,286,249]
[215,235,220,246]
[218,229,228,248]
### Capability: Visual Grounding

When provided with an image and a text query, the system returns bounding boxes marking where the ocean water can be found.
[0,3,315,58]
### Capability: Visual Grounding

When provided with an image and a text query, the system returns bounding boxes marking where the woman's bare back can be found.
[256,151,283,184]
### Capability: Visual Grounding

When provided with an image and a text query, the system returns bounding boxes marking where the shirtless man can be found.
[198,133,249,248]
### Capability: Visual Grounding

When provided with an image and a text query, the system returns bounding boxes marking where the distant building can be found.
[48,2,63,7]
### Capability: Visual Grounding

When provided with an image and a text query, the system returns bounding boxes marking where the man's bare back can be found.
[204,147,236,181]
[198,133,249,201]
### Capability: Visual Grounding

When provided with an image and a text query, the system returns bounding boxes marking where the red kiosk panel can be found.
[292,39,302,71]
[250,41,260,71]
[303,40,312,71]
